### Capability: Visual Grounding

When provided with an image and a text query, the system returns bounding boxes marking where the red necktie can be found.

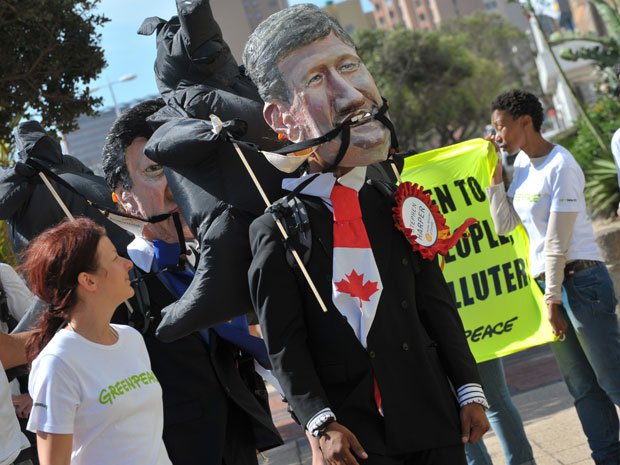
[330,183,384,416]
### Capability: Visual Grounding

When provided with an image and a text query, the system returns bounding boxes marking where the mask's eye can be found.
[307,73,323,86]
[340,60,360,73]
[144,163,163,178]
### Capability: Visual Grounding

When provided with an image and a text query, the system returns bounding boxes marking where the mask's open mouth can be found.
[340,111,373,128]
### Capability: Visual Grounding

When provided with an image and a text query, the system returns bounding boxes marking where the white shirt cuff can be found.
[457,383,489,410]
[306,408,336,434]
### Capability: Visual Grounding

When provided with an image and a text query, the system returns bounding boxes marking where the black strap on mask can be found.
[24,158,188,272]
[268,97,398,172]
[215,97,399,176]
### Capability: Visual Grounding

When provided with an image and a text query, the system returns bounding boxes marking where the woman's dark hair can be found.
[22,217,106,362]
[491,89,544,133]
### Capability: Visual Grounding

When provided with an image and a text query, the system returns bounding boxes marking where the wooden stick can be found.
[231,141,329,313]
[39,172,75,220]
[390,161,403,184]
[38,172,135,315]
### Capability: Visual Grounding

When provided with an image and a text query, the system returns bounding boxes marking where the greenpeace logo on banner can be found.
[402,139,553,362]
[464,316,518,343]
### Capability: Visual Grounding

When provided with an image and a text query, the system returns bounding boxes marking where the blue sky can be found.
[90,0,371,109]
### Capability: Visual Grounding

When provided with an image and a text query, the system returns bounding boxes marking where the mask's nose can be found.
[329,73,366,116]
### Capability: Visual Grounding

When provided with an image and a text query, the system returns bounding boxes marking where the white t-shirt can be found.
[0,263,34,334]
[0,361,30,465]
[27,324,171,465]
[612,128,620,187]
[507,144,602,277]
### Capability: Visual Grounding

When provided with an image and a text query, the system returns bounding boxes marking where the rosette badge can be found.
[393,182,478,261]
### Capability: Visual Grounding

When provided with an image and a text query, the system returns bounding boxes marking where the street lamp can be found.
[90,73,137,116]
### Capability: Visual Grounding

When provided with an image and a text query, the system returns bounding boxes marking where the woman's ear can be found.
[77,272,97,292]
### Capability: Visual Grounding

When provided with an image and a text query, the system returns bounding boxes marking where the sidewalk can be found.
[260,345,596,465]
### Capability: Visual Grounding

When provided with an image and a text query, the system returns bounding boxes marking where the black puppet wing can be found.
[138,0,238,99]
[0,121,132,255]
[143,116,290,342]
[138,0,282,151]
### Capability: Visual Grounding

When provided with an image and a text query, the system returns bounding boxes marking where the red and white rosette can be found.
[392,182,478,261]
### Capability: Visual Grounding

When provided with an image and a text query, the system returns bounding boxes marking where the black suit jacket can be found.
[129,272,282,465]
[249,179,480,455]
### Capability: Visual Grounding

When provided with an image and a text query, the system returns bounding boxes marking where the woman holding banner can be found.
[487,89,620,465]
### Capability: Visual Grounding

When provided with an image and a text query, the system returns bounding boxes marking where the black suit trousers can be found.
[366,445,466,465]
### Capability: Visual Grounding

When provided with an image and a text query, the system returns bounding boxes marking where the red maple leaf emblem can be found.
[335,270,379,307]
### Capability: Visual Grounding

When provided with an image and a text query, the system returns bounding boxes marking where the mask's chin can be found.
[337,125,391,168]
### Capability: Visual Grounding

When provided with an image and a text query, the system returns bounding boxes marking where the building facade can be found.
[370,0,485,31]
[212,0,289,62]
[323,0,376,33]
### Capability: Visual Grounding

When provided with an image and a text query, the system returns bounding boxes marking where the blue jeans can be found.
[464,358,535,465]
[537,263,620,465]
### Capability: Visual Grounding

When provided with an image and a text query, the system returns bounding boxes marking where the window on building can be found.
[375,3,381,10]
[419,13,425,21]
[389,9,395,17]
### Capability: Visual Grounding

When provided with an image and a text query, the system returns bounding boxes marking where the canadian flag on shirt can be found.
[331,184,383,349]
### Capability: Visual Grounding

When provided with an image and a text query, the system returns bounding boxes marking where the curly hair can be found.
[491,89,544,133]
[101,99,165,191]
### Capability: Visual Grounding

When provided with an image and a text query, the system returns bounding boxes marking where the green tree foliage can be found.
[558,96,620,217]
[0,0,109,141]
[354,14,533,151]
[441,12,539,92]
[0,141,16,266]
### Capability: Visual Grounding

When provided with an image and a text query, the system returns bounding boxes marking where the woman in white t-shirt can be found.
[487,89,620,465]
[22,218,171,465]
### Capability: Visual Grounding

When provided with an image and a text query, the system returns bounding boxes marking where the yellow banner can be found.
[402,139,553,362]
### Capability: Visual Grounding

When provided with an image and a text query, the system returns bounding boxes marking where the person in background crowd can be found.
[462,131,536,465]
[610,62,620,217]
[0,263,34,335]
[0,263,37,465]
[487,89,620,465]
[24,218,171,465]
[0,331,31,465]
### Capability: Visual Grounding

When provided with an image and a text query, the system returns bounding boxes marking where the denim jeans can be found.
[537,263,620,465]
[464,358,535,465]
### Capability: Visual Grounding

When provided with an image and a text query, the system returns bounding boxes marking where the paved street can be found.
[260,344,598,465]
